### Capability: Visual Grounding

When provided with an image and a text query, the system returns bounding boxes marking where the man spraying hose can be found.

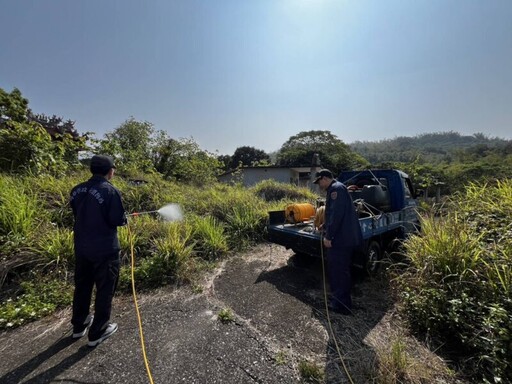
[70,155,127,347]
[314,169,362,315]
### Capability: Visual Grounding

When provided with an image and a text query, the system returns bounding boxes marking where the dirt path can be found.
[0,244,463,383]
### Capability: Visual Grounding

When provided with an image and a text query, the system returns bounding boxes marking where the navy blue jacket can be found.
[324,180,363,249]
[70,175,127,258]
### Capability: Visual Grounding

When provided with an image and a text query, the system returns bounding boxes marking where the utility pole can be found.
[310,153,321,193]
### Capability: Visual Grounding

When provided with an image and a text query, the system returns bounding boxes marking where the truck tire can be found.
[387,238,406,263]
[366,241,381,275]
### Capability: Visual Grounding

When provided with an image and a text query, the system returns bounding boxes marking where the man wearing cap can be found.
[70,154,127,346]
[314,169,362,315]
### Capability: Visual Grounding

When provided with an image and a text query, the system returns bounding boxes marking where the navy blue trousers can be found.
[326,246,354,311]
[71,252,120,340]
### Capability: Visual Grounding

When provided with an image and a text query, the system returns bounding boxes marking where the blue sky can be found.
[1,0,511,155]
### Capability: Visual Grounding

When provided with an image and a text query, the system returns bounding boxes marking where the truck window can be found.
[402,178,412,199]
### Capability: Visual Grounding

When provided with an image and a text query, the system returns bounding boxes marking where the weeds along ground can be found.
[0,172,316,329]
[392,179,512,383]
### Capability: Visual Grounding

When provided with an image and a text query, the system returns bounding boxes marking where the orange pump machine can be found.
[285,203,316,224]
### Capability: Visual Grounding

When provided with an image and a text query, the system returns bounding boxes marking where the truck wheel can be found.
[366,241,381,275]
[387,238,406,263]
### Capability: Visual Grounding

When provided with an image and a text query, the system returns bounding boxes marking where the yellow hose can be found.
[128,223,155,384]
[126,222,349,384]
[320,235,355,384]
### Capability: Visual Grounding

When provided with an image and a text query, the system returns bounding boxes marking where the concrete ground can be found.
[0,244,460,384]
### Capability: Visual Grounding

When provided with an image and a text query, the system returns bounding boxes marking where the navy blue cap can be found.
[313,169,333,184]
[90,155,115,174]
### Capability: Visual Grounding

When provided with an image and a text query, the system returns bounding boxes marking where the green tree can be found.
[0,87,28,123]
[0,87,86,174]
[0,121,53,173]
[229,146,270,169]
[277,130,368,174]
[97,117,156,174]
[152,134,222,185]
[217,154,231,171]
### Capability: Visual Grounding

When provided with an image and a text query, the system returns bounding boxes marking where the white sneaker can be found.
[72,314,94,339]
[87,323,118,347]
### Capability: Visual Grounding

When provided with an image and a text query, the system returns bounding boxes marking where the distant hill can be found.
[350,131,512,165]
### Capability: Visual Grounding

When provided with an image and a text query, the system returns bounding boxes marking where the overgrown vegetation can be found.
[0,279,73,329]
[252,179,317,202]
[393,181,512,383]
[0,173,311,328]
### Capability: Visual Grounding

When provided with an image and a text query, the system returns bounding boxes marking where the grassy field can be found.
[0,171,510,382]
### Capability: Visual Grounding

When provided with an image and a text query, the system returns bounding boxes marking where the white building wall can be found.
[218,167,311,187]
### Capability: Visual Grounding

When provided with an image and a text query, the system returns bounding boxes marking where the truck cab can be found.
[267,169,420,273]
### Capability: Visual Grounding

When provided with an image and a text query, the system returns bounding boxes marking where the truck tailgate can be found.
[267,222,322,256]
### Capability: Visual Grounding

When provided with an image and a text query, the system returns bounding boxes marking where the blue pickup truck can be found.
[267,169,421,273]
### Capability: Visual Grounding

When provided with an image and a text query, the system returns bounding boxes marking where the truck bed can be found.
[267,211,407,257]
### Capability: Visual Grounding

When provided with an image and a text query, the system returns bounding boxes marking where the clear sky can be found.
[1,0,511,155]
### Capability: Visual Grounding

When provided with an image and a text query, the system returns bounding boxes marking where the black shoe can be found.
[72,314,94,339]
[88,323,118,347]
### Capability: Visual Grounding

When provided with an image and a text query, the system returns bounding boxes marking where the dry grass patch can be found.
[364,310,460,384]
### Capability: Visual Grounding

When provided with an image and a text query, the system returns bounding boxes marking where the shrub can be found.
[394,180,512,382]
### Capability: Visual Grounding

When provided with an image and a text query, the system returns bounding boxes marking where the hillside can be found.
[350,131,512,165]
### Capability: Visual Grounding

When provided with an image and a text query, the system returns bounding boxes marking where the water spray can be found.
[127,203,184,222]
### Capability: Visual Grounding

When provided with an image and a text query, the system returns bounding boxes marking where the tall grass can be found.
[30,172,85,228]
[119,221,196,290]
[34,227,75,275]
[251,179,317,202]
[0,176,44,242]
[191,215,228,260]
[0,170,320,329]
[394,180,512,382]
[118,215,168,261]
[225,205,267,250]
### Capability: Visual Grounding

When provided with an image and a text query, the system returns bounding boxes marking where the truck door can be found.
[402,177,420,234]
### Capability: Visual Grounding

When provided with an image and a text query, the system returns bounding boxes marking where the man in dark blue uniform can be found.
[70,155,127,347]
[314,169,362,315]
